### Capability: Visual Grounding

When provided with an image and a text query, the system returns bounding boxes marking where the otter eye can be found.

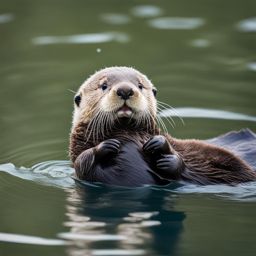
[138,83,143,90]
[74,95,81,107]
[101,82,108,91]
[152,89,157,97]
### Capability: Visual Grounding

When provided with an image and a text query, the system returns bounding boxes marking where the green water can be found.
[0,0,256,255]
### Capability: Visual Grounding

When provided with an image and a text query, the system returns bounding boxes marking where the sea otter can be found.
[69,66,256,186]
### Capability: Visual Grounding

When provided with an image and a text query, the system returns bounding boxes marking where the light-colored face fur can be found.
[72,66,157,131]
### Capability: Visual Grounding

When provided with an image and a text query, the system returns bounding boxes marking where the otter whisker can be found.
[108,112,114,133]
[100,114,106,139]
[156,114,168,134]
[157,103,176,127]
[84,108,102,144]
[95,111,102,142]
[105,112,112,137]
[157,106,175,128]
[147,111,161,135]
[144,112,150,134]
[157,101,185,125]
[95,110,105,143]
[146,111,155,133]
[102,111,110,139]
[68,89,76,94]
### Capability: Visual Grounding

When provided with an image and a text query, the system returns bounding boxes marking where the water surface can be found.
[0,0,256,255]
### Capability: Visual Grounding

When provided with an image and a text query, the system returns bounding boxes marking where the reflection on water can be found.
[237,17,256,32]
[62,185,185,256]
[0,233,66,246]
[100,14,131,25]
[247,62,256,71]
[190,39,210,48]
[148,17,205,30]
[32,32,129,45]
[0,13,14,24]
[131,5,163,18]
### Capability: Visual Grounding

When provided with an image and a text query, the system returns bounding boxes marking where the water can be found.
[0,0,256,255]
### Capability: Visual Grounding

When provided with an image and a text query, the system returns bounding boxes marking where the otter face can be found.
[72,67,157,130]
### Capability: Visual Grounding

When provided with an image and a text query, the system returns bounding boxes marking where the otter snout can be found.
[116,85,134,100]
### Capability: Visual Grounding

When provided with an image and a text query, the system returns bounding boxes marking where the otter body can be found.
[74,138,164,187]
[70,122,182,187]
[69,67,256,186]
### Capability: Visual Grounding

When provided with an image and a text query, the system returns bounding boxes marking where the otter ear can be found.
[152,88,157,97]
[74,95,81,107]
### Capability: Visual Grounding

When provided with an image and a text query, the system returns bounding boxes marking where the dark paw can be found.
[156,154,183,178]
[143,135,170,155]
[95,139,121,160]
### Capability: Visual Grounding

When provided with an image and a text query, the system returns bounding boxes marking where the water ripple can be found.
[100,13,131,25]
[0,13,14,24]
[131,5,163,18]
[172,181,256,202]
[190,39,210,48]
[58,232,126,241]
[148,17,205,30]
[92,249,145,255]
[1,161,256,201]
[0,232,66,245]
[247,62,256,71]
[237,17,256,32]
[159,107,256,122]
[0,161,75,188]
[32,32,129,45]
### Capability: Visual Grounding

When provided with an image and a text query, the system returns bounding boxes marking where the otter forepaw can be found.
[143,135,171,155]
[95,139,121,160]
[156,154,183,179]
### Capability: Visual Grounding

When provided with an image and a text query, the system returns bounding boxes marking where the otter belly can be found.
[92,142,166,187]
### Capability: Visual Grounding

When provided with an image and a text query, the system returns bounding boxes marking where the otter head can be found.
[72,66,157,132]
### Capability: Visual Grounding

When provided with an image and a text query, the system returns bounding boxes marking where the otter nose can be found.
[116,86,134,100]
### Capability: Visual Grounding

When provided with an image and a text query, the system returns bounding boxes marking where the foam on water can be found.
[0,161,75,188]
[1,160,256,202]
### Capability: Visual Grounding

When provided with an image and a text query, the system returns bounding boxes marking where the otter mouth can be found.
[117,104,133,118]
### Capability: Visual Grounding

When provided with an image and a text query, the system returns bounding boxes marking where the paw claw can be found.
[143,135,170,154]
[156,154,182,173]
[96,139,121,159]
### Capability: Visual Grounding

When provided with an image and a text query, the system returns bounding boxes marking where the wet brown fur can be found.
[70,121,256,185]
[69,67,256,186]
